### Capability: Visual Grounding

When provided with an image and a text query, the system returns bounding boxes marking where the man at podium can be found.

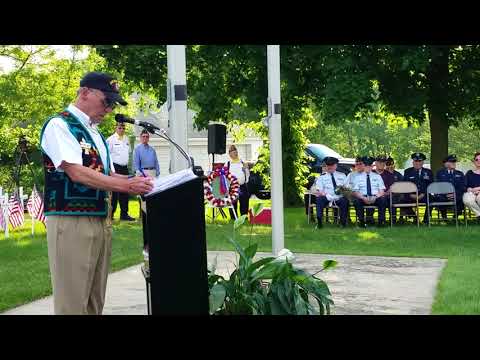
[40,71,154,315]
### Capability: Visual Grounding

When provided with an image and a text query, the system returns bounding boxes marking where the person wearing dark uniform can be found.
[403,152,434,223]
[375,155,397,222]
[385,157,403,182]
[435,154,465,219]
[351,156,387,227]
[311,157,349,228]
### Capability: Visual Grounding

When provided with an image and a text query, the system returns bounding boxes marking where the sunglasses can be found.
[474,158,480,161]
[90,89,117,110]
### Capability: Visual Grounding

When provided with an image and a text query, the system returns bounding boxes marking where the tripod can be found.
[12,136,37,191]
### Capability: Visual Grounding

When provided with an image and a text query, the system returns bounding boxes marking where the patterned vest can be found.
[40,110,111,216]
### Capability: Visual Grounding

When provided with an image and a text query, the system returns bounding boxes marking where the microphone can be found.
[114,114,160,131]
[115,114,196,173]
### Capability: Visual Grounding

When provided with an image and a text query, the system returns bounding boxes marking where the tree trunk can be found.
[427,46,450,173]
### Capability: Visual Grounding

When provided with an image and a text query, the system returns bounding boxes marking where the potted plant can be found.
[208,203,337,315]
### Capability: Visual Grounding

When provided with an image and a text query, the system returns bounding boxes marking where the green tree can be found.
[0,46,109,192]
[95,45,318,205]
[340,45,480,172]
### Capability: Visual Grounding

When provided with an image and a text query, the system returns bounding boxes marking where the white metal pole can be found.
[267,45,284,256]
[167,45,189,174]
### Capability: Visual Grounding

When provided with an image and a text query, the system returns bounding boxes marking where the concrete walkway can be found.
[2,251,446,315]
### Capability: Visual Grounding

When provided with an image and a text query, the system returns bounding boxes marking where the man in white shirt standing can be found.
[107,122,134,221]
[40,71,153,315]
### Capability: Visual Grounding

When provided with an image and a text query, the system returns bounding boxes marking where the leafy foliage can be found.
[208,203,336,315]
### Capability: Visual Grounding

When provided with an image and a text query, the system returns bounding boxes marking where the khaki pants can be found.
[463,192,480,217]
[46,215,112,315]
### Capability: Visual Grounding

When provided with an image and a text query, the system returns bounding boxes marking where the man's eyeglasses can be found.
[474,158,480,162]
[90,89,117,110]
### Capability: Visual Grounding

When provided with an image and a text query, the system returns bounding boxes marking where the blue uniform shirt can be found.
[352,171,385,196]
[435,168,465,196]
[403,167,433,194]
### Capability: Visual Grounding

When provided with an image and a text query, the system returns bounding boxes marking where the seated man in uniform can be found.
[351,156,388,227]
[311,157,349,228]
[385,156,403,182]
[403,152,434,224]
[346,156,365,189]
[435,154,465,219]
[374,155,397,222]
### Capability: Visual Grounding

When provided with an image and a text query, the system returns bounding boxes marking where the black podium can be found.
[142,175,209,315]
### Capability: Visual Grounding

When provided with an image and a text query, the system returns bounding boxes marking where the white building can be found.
[132,103,264,176]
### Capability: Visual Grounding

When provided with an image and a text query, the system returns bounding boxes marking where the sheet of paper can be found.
[144,168,197,197]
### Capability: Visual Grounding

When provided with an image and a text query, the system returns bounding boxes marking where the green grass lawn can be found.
[1,199,480,314]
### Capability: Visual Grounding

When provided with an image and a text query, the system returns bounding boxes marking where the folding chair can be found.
[426,182,460,228]
[306,190,316,224]
[307,191,341,225]
[389,181,420,227]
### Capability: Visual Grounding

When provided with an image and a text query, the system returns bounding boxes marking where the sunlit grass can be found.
[1,199,480,314]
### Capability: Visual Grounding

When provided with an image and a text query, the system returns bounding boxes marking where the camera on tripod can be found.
[18,135,29,154]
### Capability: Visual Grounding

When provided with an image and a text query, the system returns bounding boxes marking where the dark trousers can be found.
[316,196,349,226]
[435,194,464,218]
[230,184,250,219]
[402,193,432,223]
[353,196,387,224]
[111,163,130,218]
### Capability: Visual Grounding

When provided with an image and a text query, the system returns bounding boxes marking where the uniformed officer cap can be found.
[323,156,339,165]
[443,154,457,163]
[364,157,375,166]
[411,152,427,161]
[386,157,394,165]
[376,155,388,162]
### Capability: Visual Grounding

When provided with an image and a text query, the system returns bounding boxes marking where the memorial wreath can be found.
[204,166,240,207]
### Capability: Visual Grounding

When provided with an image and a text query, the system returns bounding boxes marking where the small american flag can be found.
[27,187,46,226]
[8,192,24,229]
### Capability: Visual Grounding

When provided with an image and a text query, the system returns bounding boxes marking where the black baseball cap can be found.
[80,72,127,106]
[323,156,339,165]
[364,156,375,166]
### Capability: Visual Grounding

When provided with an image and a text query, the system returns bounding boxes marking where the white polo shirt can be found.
[106,132,130,166]
[40,104,115,173]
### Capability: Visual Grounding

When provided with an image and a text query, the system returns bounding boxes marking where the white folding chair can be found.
[389,181,420,227]
[426,182,460,228]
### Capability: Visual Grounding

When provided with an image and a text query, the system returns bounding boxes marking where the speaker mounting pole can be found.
[267,45,284,256]
[167,45,189,174]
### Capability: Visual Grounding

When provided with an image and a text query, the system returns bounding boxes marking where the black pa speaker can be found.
[208,123,226,154]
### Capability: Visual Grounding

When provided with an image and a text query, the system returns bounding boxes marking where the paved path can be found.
[2,251,446,315]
